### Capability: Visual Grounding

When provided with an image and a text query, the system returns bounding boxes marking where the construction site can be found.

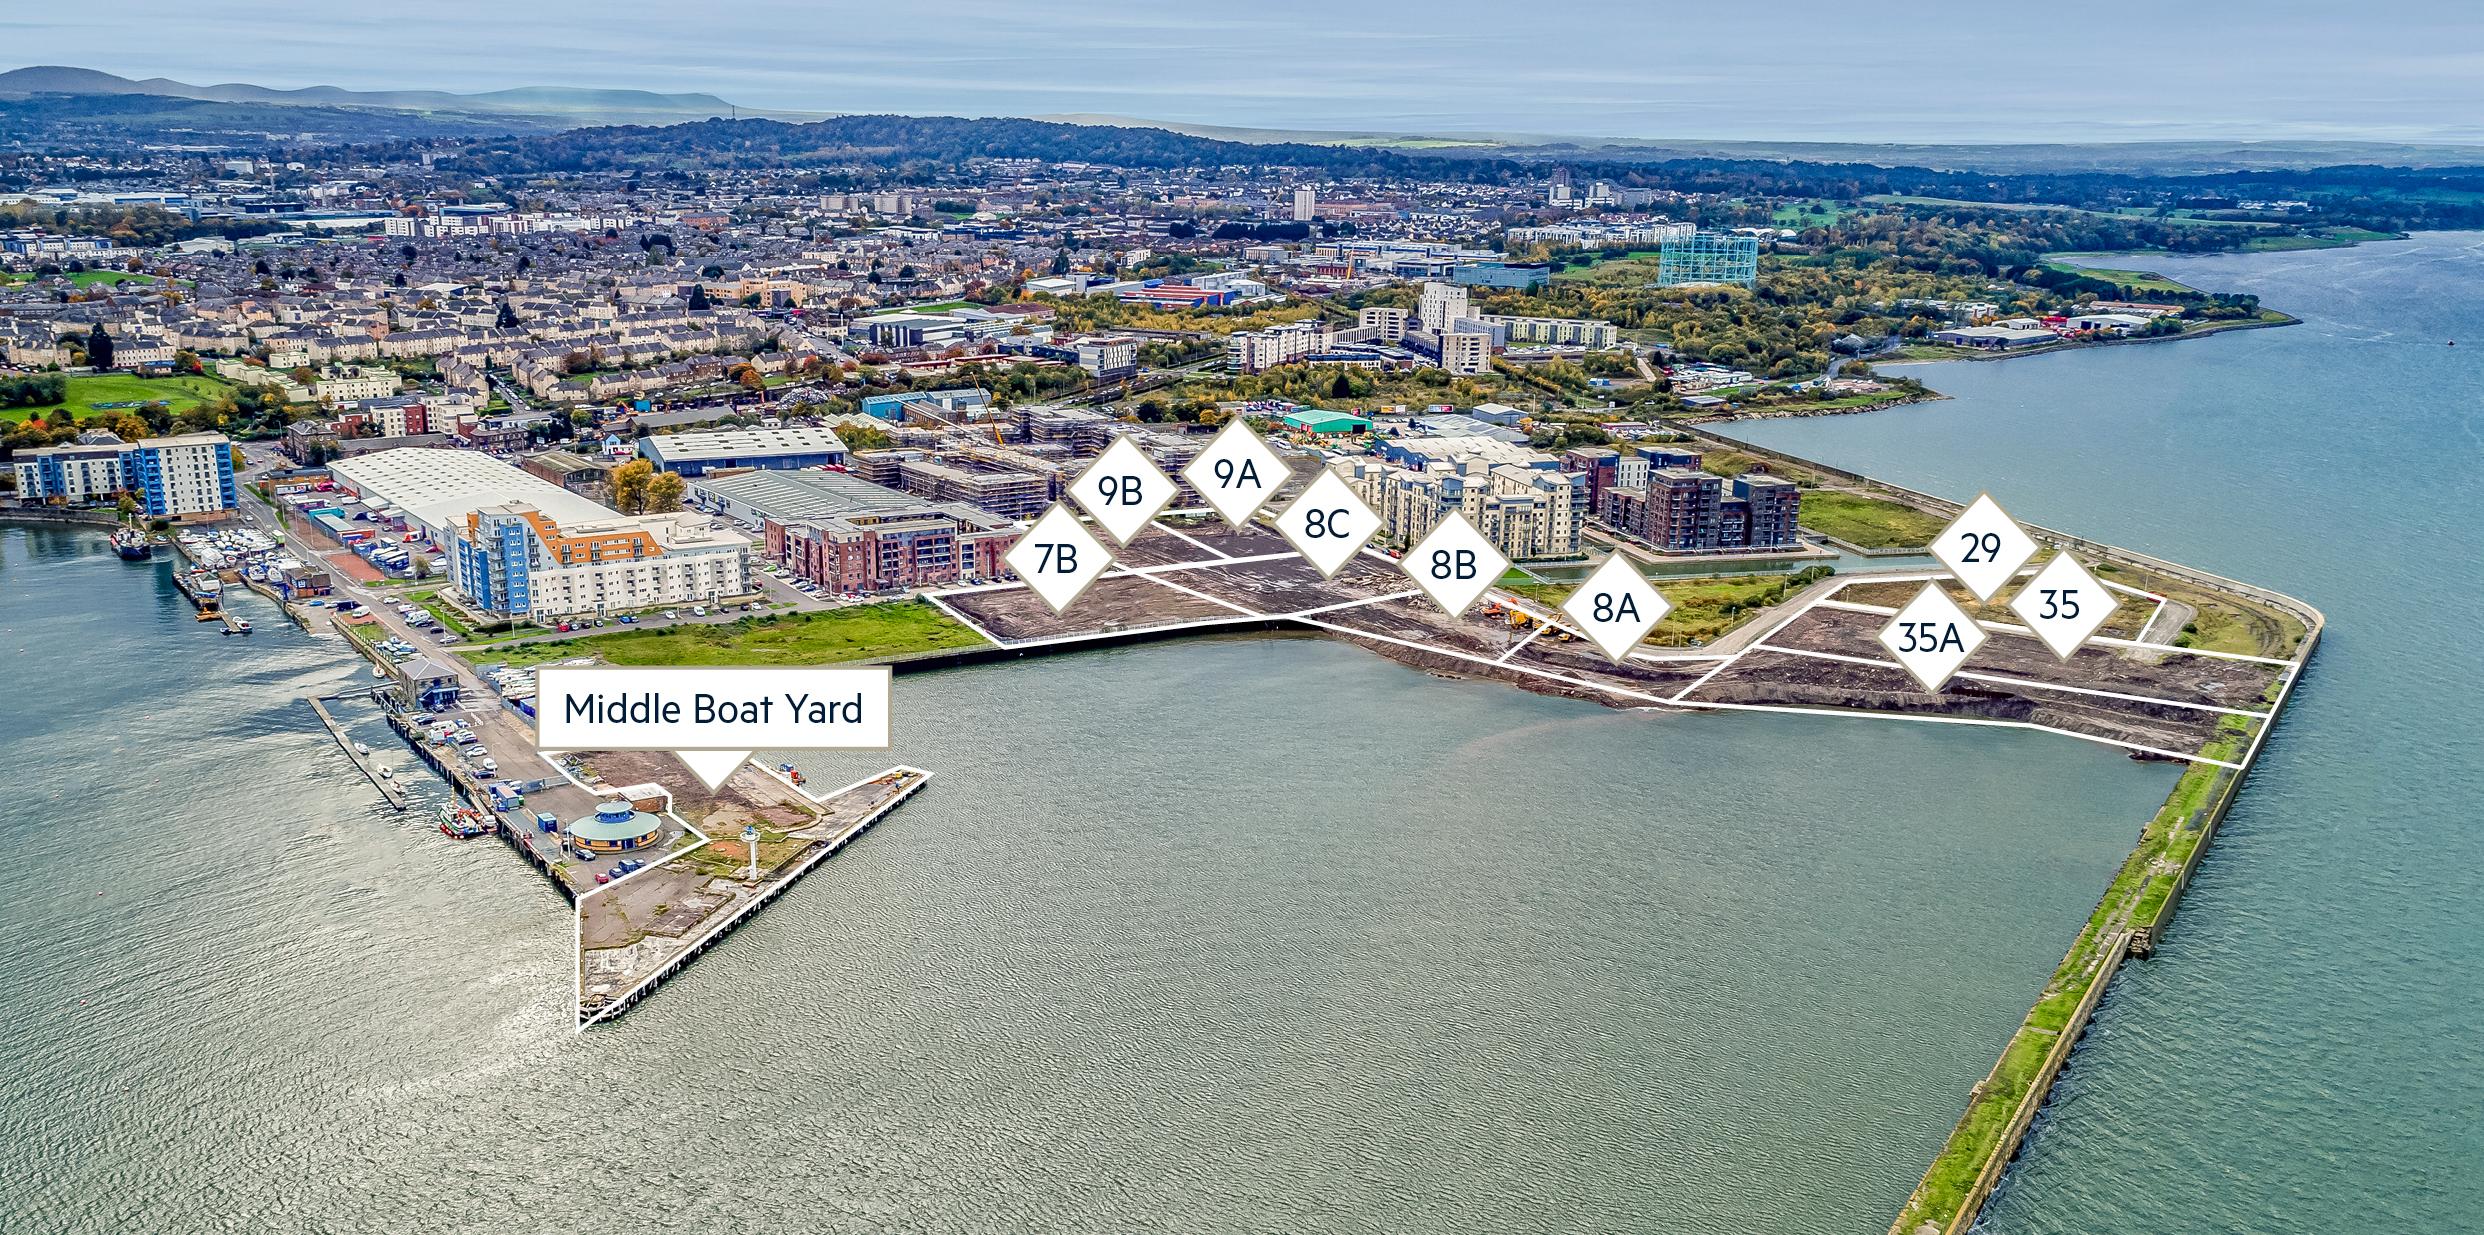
[927,506,2302,765]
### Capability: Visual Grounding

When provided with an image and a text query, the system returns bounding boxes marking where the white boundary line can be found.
[1808,585,2296,667]
[1748,642,2276,719]
[1108,550,1300,579]
[1669,697,2247,770]
[2089,635,2295,666]
[576,763,934,1030]
[1151,521,1234,560]
[1284,588,1425,620]
[925,538,2297,771]
[1293,613,1677,706]
[1495,621,1553,665]
[920,590,1006,648]
[992,613,1268,653]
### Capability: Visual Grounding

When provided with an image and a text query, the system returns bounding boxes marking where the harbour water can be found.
[1723,231,2484,1231]
[0,234,2473,1233]
[1,527,2170,1233]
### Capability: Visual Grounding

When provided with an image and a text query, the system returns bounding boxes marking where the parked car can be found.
[618,614,637,624]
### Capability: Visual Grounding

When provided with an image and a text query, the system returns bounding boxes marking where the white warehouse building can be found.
[329,447,752,620]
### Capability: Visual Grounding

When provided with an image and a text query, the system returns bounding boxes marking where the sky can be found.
[10,2,2484,145]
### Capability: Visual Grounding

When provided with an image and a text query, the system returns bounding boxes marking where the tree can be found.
[646,472,686,513]
[85,324,114,370]
[687,283,712,311]
[495,300,520,329]
[116,493,138,521]
[608,459,655,514]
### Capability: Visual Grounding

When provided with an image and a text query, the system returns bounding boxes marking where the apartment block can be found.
[12,431,238,519]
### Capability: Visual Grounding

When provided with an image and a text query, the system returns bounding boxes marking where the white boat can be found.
[353,741,370,756]
[378,767,394,780]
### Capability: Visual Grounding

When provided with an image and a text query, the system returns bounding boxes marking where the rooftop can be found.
[638,426,849,465]
[332,446,614,533]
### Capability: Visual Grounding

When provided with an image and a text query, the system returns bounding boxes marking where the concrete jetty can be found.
[306,695,409,810]
[576,766,930,1027]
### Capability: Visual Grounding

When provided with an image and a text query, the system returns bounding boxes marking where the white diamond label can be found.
[1559,555,1670,662]
[1932,493,2039,602]
[2008,552,2116,659]
[1004,503,1115,614]
[1068,437,1176,546]
[1273,470,1381,579]
[1180,418,1287,528]
[1400,511,1508,617]
[1877,583,1989,691]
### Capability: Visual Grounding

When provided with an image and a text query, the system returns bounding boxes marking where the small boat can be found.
[353,741,370,756]
[371,664,388,679]
[111,528,152,561]
[435,805,490,838]
[378,766,394,780]
[232,619,252,635]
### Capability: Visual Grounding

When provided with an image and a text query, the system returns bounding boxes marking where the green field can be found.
[1552,252,1666,285]
[1,373,232,424]
[2042,255,2196,294]
[0,270,157,288]
[1768,199,1853,228]
[1797,489,1949,549]
[1869,196,2278,229]
[1502,568,1832,647]
[462,600,986,669]
[2237,227,2401,252]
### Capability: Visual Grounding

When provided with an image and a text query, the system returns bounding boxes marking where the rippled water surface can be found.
[4,235,2473,1235]
[1725,232,2484,1232]
[1,528,2173,1233]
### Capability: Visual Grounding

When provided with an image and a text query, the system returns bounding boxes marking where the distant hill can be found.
[1038,111,2484,175]
[0,65,826,128]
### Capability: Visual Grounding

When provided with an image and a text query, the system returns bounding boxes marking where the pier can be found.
[305,694,409,810]
[576,766,930,1027]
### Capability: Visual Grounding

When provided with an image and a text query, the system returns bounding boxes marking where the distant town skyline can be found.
[9,1,2484,145]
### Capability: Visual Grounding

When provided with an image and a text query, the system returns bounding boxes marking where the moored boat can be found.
[110,528,152,561]
[435,805,490,838]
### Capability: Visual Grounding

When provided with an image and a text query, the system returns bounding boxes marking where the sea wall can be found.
[0,508,119,528]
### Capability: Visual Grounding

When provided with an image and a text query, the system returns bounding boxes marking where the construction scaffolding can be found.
[1657,231,1760,288]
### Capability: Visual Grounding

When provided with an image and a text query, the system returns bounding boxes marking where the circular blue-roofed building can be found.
[568,799,661,853]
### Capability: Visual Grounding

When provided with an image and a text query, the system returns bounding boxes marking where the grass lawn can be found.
[405,588,485,642]
[1797,489,1949,549]
[0,270,157,288]
[1,372,232,424]
[461,600,985,669]
[1768,199,1852,228]
[1501,568,1830,647]
[2042,255,2195,295]
[1552,252,1667,286]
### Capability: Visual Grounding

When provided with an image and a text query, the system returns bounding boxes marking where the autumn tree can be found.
[608,459,655,513]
